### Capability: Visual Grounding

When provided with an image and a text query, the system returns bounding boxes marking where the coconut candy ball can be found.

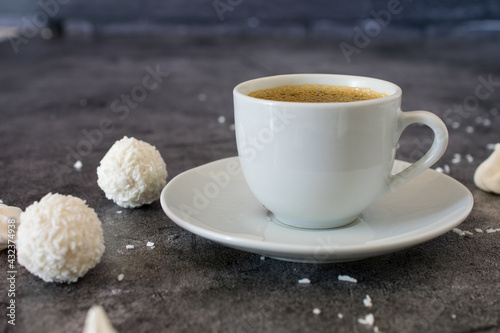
[97,136,167,208]
[17,193,105,283]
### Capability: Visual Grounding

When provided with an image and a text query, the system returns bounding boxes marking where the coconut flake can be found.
[358,313,375,327]
[147,241,154,247]
[74,160,83,170]
[126,245,134,250]
[117,274,124,281]
[312,308,321,315]
[298,278,311,284]
[451,154,461,164]
[363,294,373,307]
[338,275,357,283]
[475,228,483,233]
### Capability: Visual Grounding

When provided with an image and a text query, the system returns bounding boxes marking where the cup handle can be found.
[388,110,449,191]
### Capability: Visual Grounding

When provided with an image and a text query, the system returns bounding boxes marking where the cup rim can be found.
[233,73,402,106]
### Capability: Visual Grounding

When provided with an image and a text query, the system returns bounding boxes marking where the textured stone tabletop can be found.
[0,34,499,333]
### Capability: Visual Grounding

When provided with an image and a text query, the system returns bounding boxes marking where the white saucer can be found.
[160,157,473,263]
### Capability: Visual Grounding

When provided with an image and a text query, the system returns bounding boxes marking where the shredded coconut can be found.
[363,294,373,307]
[475,228,483,233]
[298,278,311,284]
[97,136,167,208]
[486,228,497,233]
[451,154,461,164]
[116,211,122,214]
[358,314,375,327]
[466,154,474,163]
[74,160,83,170]
[452,228,472,237]
[338,313,344,319]
[17,193,104,283]
[117,274,124,282]
[147,241,154,247]
[126,245,134,250]
[312,308,321,315]
[338,275,357,283]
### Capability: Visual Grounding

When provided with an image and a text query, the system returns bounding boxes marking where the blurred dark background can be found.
[0,0,499,39]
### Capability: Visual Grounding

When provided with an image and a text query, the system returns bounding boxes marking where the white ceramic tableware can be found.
[234,74,449,228]
[160,157,473,263]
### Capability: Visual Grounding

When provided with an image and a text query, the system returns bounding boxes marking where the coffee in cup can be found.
[248,84,386,103]
[233,74,448,229]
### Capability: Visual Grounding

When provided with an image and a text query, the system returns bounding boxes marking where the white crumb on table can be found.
[126,245,134,250]
[486,228,497,233]
[451,154,461,164]
[487,143,496,150]
[116,210,122,214]
[475,228,483,233]
[451,122,460,129]
[465,126,474,133]
[218,115,226,124]
[443,164,450,173]
[451,314,457,319]
[312,308,321,315]
[147,241,155,247]
[0,199,3,204]
[452,228,472,237]
[298,278,311,284]
[260,256,265,260]
[363,294,373,307]
[465,154,474,163]
[229,124,235,131]
[435,167,444,173]
[483,118,492,126]
[338,275,357,283]
[117,273,124,281]
[73,160,83,170]
[338,313,344,319]
[358,313,375,326]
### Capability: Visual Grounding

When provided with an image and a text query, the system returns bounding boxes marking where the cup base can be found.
[269,211,360,230]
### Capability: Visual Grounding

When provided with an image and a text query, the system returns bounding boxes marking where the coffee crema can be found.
[248,84,386,103]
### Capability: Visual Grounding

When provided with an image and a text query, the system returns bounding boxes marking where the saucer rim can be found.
[161,157,474,262]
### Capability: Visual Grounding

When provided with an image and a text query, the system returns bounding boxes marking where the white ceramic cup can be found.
[233,74,448,229]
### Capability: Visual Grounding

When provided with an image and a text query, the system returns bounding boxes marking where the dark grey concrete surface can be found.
[0,34,499,333]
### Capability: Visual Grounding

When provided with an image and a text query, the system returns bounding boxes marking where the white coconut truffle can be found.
[0,204,22,251]
[17,193,105,283]
[97,136,167,208]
